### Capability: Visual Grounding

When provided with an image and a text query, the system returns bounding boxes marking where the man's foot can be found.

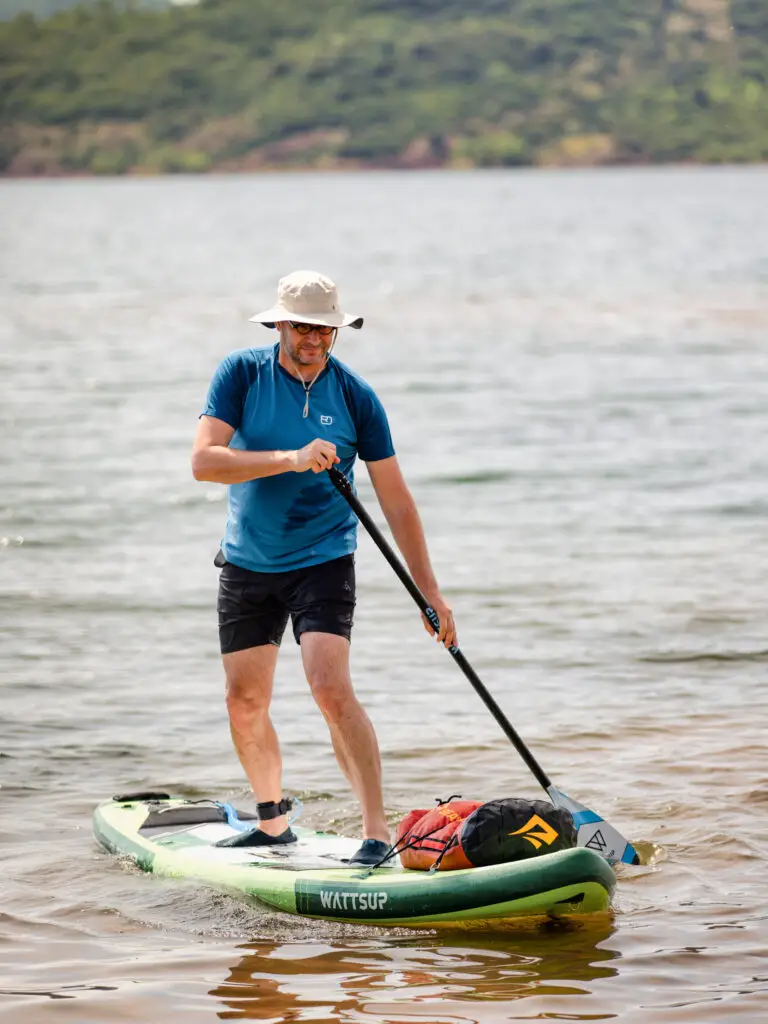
[348,838,391,866]
[255,816,289,837]
[216,827,297,849]
[254,798,292,838]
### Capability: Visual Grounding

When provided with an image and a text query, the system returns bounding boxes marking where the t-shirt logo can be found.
[320,415,333,425]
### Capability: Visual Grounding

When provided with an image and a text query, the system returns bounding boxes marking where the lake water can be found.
[1,167,767,1022]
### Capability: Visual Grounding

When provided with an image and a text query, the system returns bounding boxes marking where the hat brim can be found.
[249,306,363,330]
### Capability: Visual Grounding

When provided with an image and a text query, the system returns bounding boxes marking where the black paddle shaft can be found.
[328,466,553,793]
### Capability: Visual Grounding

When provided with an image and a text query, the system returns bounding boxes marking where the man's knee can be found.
[225,678,270,716]
[309,676,355,723]
[301,633,352,718]
[223,649,275,727]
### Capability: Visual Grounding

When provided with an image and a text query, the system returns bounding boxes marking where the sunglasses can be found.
[289,321,336,337]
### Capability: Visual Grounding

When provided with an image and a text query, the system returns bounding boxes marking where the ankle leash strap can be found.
[257,798,294,821]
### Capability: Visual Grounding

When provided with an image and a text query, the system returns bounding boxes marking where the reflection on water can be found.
[210,922,620,1021]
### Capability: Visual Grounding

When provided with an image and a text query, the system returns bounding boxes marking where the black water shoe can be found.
[348,838,391,866]
[216,827,297,849]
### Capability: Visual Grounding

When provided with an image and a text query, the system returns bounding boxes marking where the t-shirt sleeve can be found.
[353,384,396,463]
[200,353,248,430]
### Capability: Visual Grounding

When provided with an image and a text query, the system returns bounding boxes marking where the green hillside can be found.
[1,0,766,174]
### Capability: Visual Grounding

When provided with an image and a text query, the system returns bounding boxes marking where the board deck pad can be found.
[141,820,370,869]
[94,796,616,927]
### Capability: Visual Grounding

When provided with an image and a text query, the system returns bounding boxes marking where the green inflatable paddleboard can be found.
[93,794,616,928]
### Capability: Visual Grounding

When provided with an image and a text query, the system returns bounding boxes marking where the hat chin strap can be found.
[280,327,337,418]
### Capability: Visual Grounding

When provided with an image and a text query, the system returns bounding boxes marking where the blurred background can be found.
[1,3,767,1023]
[1,0,767,174]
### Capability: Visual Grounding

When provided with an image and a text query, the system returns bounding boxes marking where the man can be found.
[192,270,455,866]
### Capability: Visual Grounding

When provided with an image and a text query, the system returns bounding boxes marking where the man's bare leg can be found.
[223,644,289,836]
[300,631,389,842]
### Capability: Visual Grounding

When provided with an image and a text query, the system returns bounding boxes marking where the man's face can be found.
[279,321,336,368]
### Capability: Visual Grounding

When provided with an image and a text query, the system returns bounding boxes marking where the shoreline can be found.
[2,158,766,180]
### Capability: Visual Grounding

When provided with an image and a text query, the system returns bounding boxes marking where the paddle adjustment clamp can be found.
[257,798,294,821]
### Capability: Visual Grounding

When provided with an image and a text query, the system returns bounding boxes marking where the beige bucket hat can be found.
[249,270,364,330]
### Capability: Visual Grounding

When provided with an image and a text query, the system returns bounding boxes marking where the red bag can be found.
[395,799,483,870]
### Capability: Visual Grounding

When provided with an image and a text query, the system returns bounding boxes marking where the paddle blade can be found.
[547,786,640,865]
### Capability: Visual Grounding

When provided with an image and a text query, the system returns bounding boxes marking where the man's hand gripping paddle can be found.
[328,467,640,866]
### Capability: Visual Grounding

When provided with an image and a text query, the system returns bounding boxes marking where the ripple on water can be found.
[2,167,768,1022]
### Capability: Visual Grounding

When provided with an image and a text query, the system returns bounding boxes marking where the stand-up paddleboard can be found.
[94,794,616,927]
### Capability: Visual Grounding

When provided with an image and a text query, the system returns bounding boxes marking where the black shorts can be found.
[216,552,356,655]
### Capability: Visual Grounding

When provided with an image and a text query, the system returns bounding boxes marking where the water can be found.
[1,168,767,1022]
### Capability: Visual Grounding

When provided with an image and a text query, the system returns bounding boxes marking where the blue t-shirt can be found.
[201,343,395,572]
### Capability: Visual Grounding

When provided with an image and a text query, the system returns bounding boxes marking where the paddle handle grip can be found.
[328,467,553,793]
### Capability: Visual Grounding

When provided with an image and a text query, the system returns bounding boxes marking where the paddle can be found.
[328,466,640,866]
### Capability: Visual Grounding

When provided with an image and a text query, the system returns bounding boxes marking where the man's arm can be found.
[366,455,456,647]
[191,416,338,483]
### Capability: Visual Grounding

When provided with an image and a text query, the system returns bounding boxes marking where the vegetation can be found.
[1,0,766,174]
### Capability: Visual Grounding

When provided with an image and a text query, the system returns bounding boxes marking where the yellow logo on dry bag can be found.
[508,814,559,850]
[438,806,462,823]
